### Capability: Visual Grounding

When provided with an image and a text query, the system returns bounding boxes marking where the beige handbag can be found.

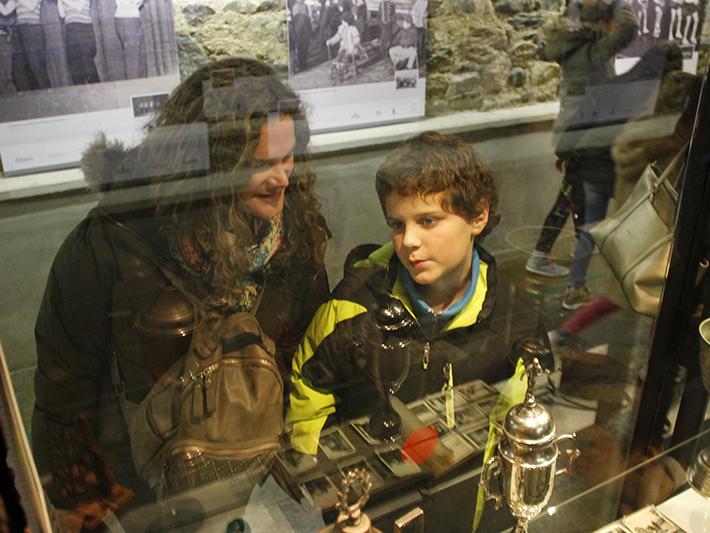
[590,147,686,317]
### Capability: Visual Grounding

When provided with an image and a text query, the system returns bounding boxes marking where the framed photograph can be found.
[337,458,384,490]
[319,427,356,460]
[299,475,339,508]
[395,69,418,89]
[376,446,422,478]
[287,0,427,132]
[440,431,474,462]
[277,447,318,477]
[456,380,497,403]
[350,417,382,446]
[592,522,632,533]
[430,419,451,438]
[459,423,490,449]
[453,403,488,428]
[622,506,687,533]
[475,395,500,416]
[425,392,449,415]
[0,0,180,175]
[407,399,438,424]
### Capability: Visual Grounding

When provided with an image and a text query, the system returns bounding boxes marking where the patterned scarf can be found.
[166,214,284,311]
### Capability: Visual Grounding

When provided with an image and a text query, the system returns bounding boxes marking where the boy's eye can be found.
[419,217,437,227]
[387,220,404,232]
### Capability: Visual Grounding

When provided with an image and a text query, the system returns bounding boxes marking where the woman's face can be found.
[242,115,296,220]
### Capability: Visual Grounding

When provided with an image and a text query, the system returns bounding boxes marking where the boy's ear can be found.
[470,200,489,237]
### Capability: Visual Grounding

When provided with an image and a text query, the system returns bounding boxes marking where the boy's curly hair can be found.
[375,131,500,239]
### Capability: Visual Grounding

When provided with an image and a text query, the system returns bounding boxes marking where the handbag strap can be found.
[652,144,688,196]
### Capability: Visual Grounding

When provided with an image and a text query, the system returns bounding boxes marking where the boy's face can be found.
[385,192,489,304]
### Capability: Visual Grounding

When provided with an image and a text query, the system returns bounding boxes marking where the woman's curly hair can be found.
[375,131,500,240]
[136,57,327,307]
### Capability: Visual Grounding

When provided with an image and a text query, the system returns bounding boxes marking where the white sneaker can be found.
[525,254,569,277]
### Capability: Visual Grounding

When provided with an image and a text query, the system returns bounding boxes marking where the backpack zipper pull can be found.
[203,370,215,416]
[191,372,204,420]
[422,341,430,370]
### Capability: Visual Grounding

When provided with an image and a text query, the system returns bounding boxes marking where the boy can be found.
[288,131,511,454]
[388,15,418,70]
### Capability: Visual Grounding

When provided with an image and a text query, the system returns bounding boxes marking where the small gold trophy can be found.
[319,468,383,533]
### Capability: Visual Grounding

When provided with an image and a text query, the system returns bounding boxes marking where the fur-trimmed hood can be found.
[81,133,133,192]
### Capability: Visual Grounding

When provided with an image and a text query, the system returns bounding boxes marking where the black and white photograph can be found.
[319,427,357,460]
[456,380,497,403]
[300,475,339,508]
[453,403,488,429]
[430,418,451,438]
[440,431,474,462]
[424,392,449,415]
[286,0,426,133]
[394,68,417,89]
[277,447,319,477]
[350,416,383,445]
[407,399,437,423]
[615,0,705,74]
[0,0,179,174]
[376,445,421,478]
[592,522,633,533]
[459,422,489,449]
[475,395,500,416]
[287,0,426,90]
[622,506,687,533]
[337,458,384,489]
[131,92,168,117]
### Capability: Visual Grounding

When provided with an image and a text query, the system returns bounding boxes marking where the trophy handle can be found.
[555,433,580,476]
[480,455,504,510]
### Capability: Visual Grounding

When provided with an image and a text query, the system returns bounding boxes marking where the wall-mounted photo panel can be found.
[287,0,427,131]
[0,0,179,175]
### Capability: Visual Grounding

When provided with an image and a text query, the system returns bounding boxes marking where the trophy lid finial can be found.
[523,357,544,406]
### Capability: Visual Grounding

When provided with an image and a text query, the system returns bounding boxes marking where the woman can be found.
[32,57,329,522]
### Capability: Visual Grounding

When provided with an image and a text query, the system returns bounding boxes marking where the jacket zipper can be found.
[422,341,430,370]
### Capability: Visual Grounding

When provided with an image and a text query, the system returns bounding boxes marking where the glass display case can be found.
[0,0,709,532]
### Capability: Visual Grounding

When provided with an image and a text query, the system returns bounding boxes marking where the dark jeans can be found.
[11,23,50,91]
[65,22,99,85]
[115,17,146,79]
[415,26,425,64]
[570,181,611,287]
[534,170,585,254]
[379,22,393,56]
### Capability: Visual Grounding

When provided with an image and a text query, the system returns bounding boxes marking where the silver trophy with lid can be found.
[481,358,580,533]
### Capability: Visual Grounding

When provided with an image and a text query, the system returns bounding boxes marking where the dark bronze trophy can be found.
[366,298,415,442]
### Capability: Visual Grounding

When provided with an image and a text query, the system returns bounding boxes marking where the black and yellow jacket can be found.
[288,242,513,454]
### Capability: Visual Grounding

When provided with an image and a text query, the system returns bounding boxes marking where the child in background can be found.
[388,15,418,69]
[327,11,360,66]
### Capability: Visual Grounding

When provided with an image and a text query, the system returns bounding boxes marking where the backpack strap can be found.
[218,313,276,356]
[102,213,206,311]
[104,214,273,369]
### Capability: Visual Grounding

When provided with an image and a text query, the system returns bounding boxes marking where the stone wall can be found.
[173,0,562,116]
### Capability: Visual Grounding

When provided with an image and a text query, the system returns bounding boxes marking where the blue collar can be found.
[401,248,480,332]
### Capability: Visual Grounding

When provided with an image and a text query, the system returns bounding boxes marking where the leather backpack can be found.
[107,219,284,496]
